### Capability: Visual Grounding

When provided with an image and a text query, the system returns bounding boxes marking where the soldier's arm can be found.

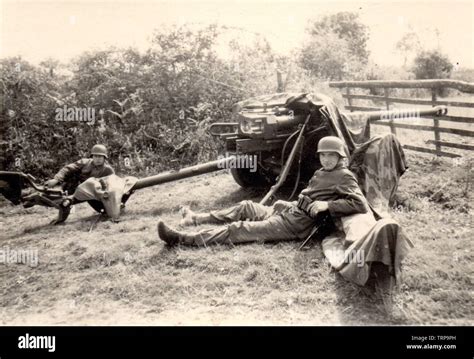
[103,164,115,176]
[53,159,88,182]
[327,173,369,217]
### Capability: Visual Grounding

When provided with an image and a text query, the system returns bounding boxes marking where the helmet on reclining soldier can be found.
[317,136,346,158]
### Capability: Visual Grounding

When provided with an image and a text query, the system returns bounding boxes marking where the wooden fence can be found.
[328,80,474,158]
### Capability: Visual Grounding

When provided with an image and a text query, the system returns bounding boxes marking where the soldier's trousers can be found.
[179,200,318,247]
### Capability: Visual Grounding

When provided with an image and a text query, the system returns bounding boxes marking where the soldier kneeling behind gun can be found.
[157,136,370,247]
[41,144,115,211]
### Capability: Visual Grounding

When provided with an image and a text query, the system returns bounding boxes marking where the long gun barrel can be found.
[131,156,237,191]
[346,105,447,123]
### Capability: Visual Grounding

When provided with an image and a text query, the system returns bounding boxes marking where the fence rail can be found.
[342,93,474,108]
[329,79,474,157]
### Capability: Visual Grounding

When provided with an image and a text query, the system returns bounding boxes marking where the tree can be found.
[299,32,363,81]
[299,12,370,80]
[411,50,453,96]
[306,12,370,64]
[395,31,422,67]
[39,58,60,78]
[227,36,280,95]
[411,50,453,79]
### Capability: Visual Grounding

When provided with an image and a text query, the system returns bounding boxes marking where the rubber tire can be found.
[230,167,272,189]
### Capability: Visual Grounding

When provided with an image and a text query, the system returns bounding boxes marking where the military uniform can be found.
[173,162,370,247]
[53,158,115,194]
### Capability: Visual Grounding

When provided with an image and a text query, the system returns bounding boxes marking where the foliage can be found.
[299,12,370,80]
[307,12,370,63]
[411,50,453,80]
[0,57,72,177]
[1,25,250,178]
[1,24,305,178]
[395,31,422,67]
[411,50,454,96]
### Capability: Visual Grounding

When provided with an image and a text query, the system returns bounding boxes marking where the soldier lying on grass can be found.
[157,136,368,247]
[157,135,409,313]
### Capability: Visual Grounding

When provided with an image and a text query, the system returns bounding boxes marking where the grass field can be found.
[0,150,472,325]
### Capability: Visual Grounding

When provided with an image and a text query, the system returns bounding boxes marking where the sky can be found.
[1,0,473,68]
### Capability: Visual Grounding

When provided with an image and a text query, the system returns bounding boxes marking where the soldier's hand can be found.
[308,201,329,217]
[273,200,291,214]
[45,179,59,188]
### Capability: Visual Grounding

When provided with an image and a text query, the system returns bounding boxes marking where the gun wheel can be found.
[230,167,272,189]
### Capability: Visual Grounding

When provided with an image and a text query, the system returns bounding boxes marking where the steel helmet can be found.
[317,136,346,157]
[91,144,108,158]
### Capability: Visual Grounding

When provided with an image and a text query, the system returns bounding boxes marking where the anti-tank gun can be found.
[209,92,447,199]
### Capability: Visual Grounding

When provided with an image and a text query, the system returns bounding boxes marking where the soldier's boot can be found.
[157,221,180,246]
[157,220,200,247]
[179,206,215,226]
[50,197,74,225]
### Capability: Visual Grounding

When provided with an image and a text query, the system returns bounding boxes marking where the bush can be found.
[0,25,283,179]
[411,50,453,79]
[411,50,453,96]
[298,12,370,81]
[0,57,73,177]
[299,31,366,81]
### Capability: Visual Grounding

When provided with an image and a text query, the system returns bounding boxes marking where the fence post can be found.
[384,88,396,135]
[431,87,441,155]
[383,88,390,110]
[345,87,353,111]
